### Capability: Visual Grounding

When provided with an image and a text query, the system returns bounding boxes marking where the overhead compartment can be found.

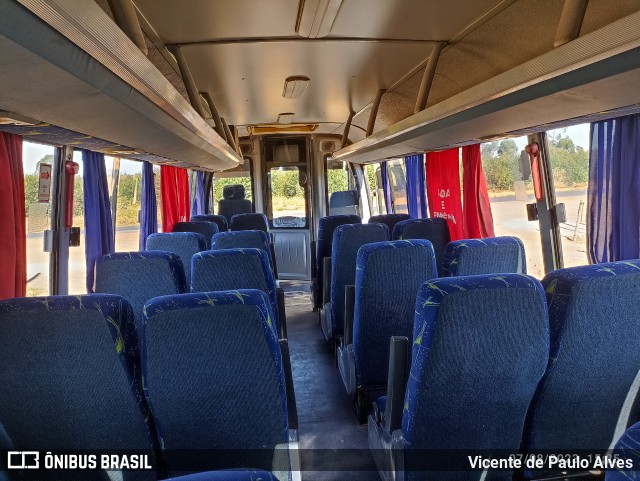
[332,10,640,164]
[0,0,242,171]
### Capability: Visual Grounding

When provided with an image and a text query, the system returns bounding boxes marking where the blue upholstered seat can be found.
[146,232,207,283]
[369,274,549,481]
[524,261,640,458]
[321,223,389,342]
[173,221,219,249]
[0,295,158,480]
[607,422,640,481]
[95,252,187,333]
[191,249,280,335]
[142,290,290,476]
[338,240,438,414]
[166,471,278,481]
[329,190,359,216]
[368,214,410,235]
[392,218,451,276]
[442,236,527,276]
[191,214,229,233]
[212,230,276,275]
[230,213,269,233]
[312,214,362,310]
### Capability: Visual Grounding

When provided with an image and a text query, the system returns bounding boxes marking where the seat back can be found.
[95,252,187,333]
[315,214,361,307]
[354,240,437,388]
[0,295,157,472]
[525,261,640,452]
[191,248,279,333]
[329,190,359,216]
[392,218,451,276]
[211,230,276,274]
[368,214,410,234]
[230,213,269,233]
[217,184,253,223]
[191,214,229,233]
[146,232,207,282]
[606,421,640,481]
[172,221,219,249]
[442,236,526,276]
[329,223,389,337]
[142,290,288,471]
[403,275,548,458]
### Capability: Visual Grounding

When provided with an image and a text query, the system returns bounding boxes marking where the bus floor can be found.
[281,282,379,480]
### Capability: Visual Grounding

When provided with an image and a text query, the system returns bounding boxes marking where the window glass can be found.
[113,158,142,251]
[388,159,408,214]
[268,165,307,228]
[480,136,545,278]
[326,157,354,202]
[213,160,253,209]
[364,164,380,216]
[546,124,590,268]
[23,141,55,296]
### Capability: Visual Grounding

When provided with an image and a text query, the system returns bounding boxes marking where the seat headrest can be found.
[223,184,245,200]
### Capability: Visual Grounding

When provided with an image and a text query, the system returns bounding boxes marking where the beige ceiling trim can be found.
[168,36,438,47]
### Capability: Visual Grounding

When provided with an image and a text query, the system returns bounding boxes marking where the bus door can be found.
[263,137,311,280]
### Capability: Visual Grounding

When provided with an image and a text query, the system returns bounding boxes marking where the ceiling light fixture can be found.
[278,113,295,124]
[282,76,311,99]
[295,0,343,38]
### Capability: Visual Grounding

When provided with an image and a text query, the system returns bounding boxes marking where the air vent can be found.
[283,76,310,99]
[320,140,336,152]
[278,113,295,124]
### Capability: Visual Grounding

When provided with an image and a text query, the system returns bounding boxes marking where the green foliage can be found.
[327,168,349,195]
[480,135,588,191]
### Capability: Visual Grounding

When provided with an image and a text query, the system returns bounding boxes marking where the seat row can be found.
[95,244,286,340]
[363,260,640,481]
[0,290,296,481]
[313,214,525,347]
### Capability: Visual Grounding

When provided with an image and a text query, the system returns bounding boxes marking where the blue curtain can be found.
[381,161,392,214]
[588,114,640,263]
[191,171,206,217]
[82,150,114,293]
[140,161,158,250]
[405,154,428,219]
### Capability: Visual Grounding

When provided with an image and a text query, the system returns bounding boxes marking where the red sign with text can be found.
[425,149,464,240]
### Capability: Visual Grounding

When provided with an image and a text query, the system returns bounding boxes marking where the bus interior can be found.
[1,0,640,480]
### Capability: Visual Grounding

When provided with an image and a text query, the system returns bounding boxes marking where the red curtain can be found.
[160,165,190,233]
[425,148,464,240]
[462,144,495,238]
[0,132,26,300]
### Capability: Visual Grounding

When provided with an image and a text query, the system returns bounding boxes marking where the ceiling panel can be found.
[183,40,434,127]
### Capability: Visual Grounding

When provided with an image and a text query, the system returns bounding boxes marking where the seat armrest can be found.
[384,336,409,433]
[322,257,332,304]
[276,287,287,340]
[279,339,298,430]
[310,240,317,280]
[344,285,356,346]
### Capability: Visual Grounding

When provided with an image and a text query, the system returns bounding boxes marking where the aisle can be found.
[281,285,379,480]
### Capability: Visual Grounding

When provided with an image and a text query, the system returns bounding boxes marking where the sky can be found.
[21,123,592,175]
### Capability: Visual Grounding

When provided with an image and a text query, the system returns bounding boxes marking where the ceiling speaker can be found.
[320,140,336,152]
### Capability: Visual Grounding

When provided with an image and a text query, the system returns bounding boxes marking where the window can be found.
[213,159,253,210]
[480,136,545,278]
[388,159,408,214]
[23,141,55,296]
[268,165,307,228]
[113,158,143,250]
[325,157,354,208]
[546,124,590,268]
